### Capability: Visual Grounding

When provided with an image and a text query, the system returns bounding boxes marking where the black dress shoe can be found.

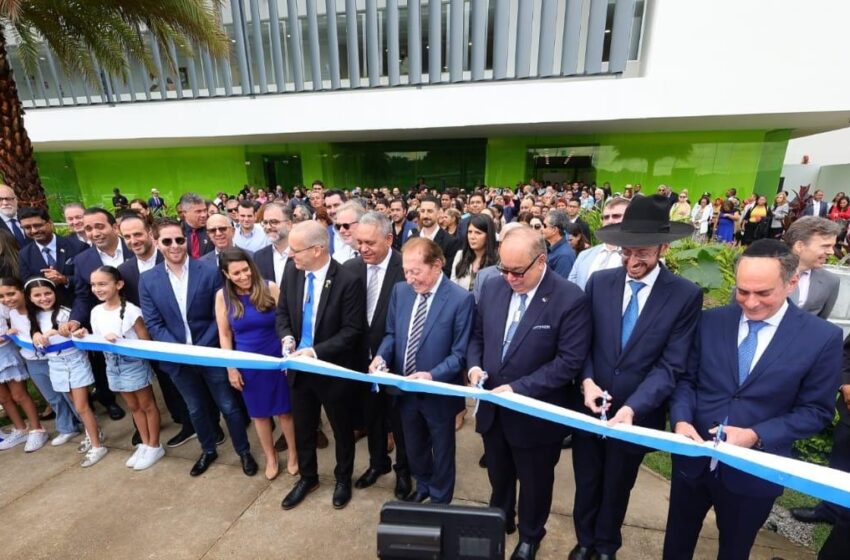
[240,452,258,476]
[316,428,329,449]
[108,403,126,420]
[281,478,319,510]
[332,482,352,509]
[215,428,226,446]
[131,430,142,446]
[394,472,413,500]
[355,465,391,489]
[790,506,836,524]
[190,451,218,477]
[167,427,197,448]
[274,433,288,452]
[405,490,430,503]
[510,540,538,560]
[505,517,517,535]
[567,545,594,560]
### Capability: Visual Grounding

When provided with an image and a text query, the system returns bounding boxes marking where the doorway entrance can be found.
[528,146,597,185]
[263,155,303,191]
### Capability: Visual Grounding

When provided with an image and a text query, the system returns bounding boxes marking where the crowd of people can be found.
[0,177,848,560]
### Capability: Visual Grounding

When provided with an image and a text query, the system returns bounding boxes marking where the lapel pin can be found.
[542,297,548,303]
[325,280,332,289]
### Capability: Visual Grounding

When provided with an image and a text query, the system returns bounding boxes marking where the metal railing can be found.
[8,0,646,108]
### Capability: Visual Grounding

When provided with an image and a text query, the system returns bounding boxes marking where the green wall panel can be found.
[35,152,83,221]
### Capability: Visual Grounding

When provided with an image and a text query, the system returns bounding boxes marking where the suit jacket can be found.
[792,267,839,319]
[582,266,702,437]
[18,234,86,306]
[275,259,368,389]
[69,240,130,325]
[433,228,460,277]
[0,216,31,246]
[376,275,474,418]
[670,303,842,497]
[468,269,592,447]
[472,265,501,304]
[254,244,280,285]
[342,251,406,357]
[199,246,252,269]
[803,200,829,217]
[839,335,850,427]
[139,259,223,375]
[183,222,214,258]
[117,252,164,307]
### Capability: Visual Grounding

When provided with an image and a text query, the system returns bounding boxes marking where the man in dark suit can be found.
[254,203,293,286]
[344,211,412,498]
[663,240,842,560]
[276,221,367,511]
[564,199,591,242]
[0,183,31,247]
[147,188,167,216]
[784,217,841,320]
[803,190,830,217]
[372,237,474,505]
[468,226,592,560]
[571,195,702,560]
[418,196,459,277]
[18,207,86,306]
[117,214,194,448]
[389,198,419,251]
[139,218,257,478]
[57,208,125,420]
[179,192,214,259]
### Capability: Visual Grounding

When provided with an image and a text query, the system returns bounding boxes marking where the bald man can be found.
[202,213,250,267]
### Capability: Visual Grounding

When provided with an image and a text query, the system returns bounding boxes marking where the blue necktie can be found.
[42,247,56,267]
[9,219,25,246]
[621,280,646,349]
[738,319,768,385]
[298,272,315,350]
[502,294,528,360]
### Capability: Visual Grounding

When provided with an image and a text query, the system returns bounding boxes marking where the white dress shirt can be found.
[136,251,159,273]
[302,257,331,343]
[332,234,357,264]
[272,244,289,286]
[366,249,392,323]
[97,243,125,268]
[588,245,622,278]
[797,269,811,306]
[737,301,789,375]
[166,258,193,344]
[502,268,546,342]
[234,224,270,253]
[621,263,661,315]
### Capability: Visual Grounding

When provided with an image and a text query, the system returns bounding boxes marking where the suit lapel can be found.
[376,253,402,319]
[620,267,673,355]
[314,261,336,333]
[503,272,553,362]
[185,261,200,308]
[157,266,182,319]
[609,269,627,359]
[290,267,305,338]
[724,305,743,386]
[420,276,449,344]
[742,306,804,389]
[398,288,415,352]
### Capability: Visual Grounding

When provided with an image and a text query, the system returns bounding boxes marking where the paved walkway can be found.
[0,403,813,559]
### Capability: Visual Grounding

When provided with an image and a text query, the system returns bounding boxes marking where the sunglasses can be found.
[602,213,623,220]
[206,226,230,235]
[334,221,356,231]
[227,208,239,213]
[160,237,186,247]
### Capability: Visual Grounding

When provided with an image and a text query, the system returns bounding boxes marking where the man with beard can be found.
[0,184,30,246]
[418,196,458,277]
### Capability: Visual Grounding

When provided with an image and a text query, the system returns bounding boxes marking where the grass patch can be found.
[643,451,672,479]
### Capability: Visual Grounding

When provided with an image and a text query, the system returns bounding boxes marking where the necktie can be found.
[738,319,768,385]
[502,294,528,360]
[42,247,56,267]
[621,280,646,349]
[9,218,25,246]
[366,265,380,325]
[298,272,315,349]
[404,292,432,375]
[190,229,200,259]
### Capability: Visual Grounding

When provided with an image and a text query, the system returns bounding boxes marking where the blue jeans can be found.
[168,365,250,455]
[25,359,80,435]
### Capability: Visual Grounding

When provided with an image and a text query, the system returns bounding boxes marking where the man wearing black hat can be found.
[569,194,703,560]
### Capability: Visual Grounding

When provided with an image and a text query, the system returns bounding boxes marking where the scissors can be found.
[599,390,611,438]
[472,371,489,416]
[709,417,728,472]
[372,358,388,393]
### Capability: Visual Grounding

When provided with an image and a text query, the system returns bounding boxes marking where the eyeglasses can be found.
[226,208,239,213]
[21,222,47,230]
[620,248,659,262]
[0,197,15,203]
[498,254,543,278]
[262,219,289,227]
[206,227,230,235]
[334,221,356,231]
[531,223,544,230]
[160,237,186,247]
[289,244,317,255]
[602,213,623,221]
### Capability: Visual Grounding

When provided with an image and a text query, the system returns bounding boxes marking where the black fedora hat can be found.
[595,194,693,247]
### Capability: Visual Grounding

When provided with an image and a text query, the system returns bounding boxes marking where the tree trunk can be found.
[0,29,47,209]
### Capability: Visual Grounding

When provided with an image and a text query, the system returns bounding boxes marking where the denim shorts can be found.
[48,350,95,392]
[105,353,154,393]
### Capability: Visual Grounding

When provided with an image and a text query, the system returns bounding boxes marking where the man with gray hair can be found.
[332,201,366,264]
[542,210,576,279]
[179,192,213,259]
[782,216,841,320]
[343,211,412,499]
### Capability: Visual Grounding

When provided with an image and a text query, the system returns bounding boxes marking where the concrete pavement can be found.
[0,403,814,559]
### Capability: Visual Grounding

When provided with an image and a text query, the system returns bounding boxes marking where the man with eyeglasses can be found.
[569,198,630,291]
[140,218,258,478]
[565,199,591,242]
[225,199,240,226]
[468,225,592,560]
[254,202,293,287]
[203,213,250,267]
[233,200,270,253]
[570,194,701,560]
[542,210,576,280]
[0,184,30,247]
[331,201,365,264]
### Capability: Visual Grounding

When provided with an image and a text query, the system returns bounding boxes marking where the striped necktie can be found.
[366,265,380,325]
[403,292,431,375]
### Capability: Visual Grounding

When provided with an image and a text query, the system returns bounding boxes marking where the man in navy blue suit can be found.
[570,195,702,560]
[140,218,257,478]
[468,226,592,560]
[663,239,842,560]
[372,237,474,505]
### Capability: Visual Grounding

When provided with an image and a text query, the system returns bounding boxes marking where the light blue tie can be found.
[738,320,768,385]
[502,294,528,360]
[621,280,646,349]
[298,272,315,350]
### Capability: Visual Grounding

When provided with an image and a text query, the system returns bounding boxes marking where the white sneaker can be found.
[24,429,49,452]
[0,429,28,450]
[134,445,164,471]
[125,445,147,468]
[81,446,108,468]
[51,431,80,447]
[77,428,104,454]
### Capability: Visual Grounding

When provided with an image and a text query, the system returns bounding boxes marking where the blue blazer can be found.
[670,303,842,497]
[376,275,474,418]
[117,252,164,307]
[582,265,702,436]
[69,240,130,325]
[547,238,576,280]
[139,259,223,374]
[467,269,592,447]
[19,234,86,306]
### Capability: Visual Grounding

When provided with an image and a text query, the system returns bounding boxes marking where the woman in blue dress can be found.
[715,199,740,244]
[215,248,297,480]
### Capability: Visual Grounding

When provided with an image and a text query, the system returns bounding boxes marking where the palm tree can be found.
[0,0,229,208]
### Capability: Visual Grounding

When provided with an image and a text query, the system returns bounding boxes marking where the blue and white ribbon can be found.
[10,333,850,508]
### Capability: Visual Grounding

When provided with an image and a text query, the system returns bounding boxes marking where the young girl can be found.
[1,277,81,448]
[0,297,48,452]
[25,277,107,468]
[75,267,164,470]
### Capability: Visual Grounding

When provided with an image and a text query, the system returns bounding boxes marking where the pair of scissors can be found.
[599,390,611,438]
[709,416,728,472]
[371,358,388,393]
[472,371,489,416]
